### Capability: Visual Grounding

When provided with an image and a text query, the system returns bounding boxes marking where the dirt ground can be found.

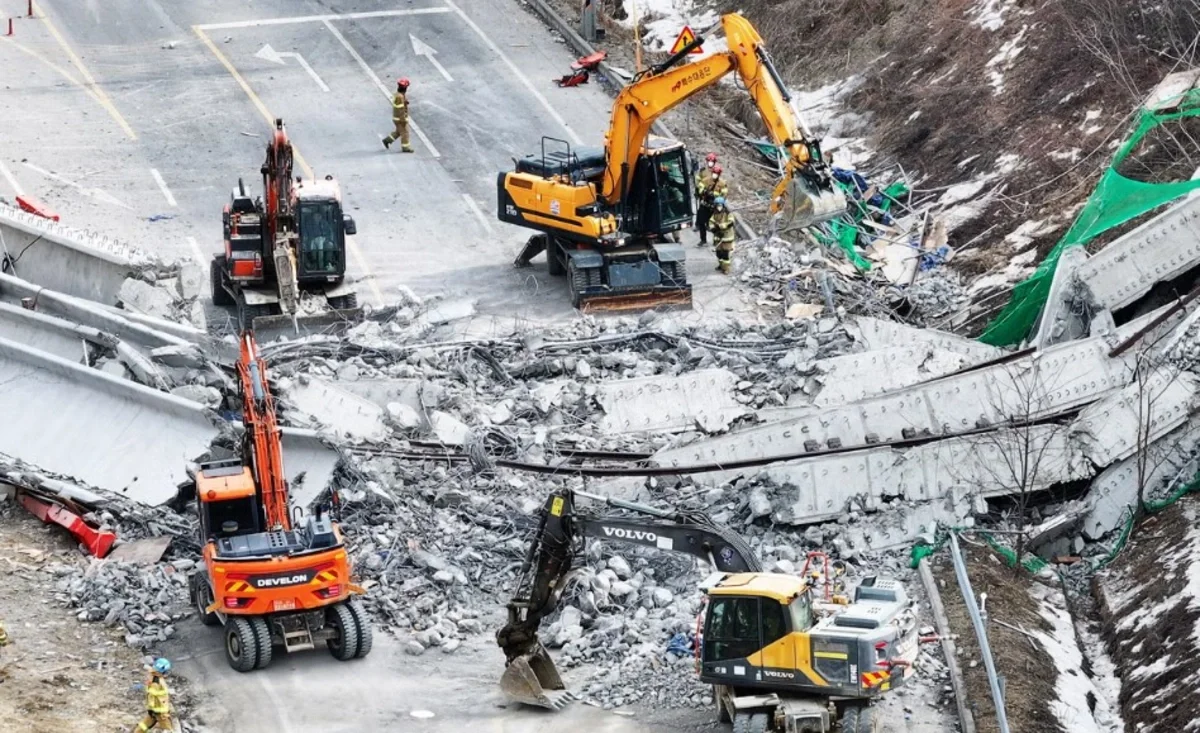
[931,545,1063,733]
[0,501,166,733]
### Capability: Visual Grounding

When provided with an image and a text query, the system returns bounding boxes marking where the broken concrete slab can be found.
[849,317,1003,363]
[337,379,443,412]
[280,375,388,442]
[802,345,971,407]
[279,428,341,509]
[107,535,172,565]
[118,278,177,320]
[170,384,222,409]
[0,300,96,362]
[430,411,470,445]
[597,368,748,434]
[1072,369,1198,465]
[0,336,217,504]
[150,344,207,370]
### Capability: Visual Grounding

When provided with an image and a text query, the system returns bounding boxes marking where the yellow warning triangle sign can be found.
[670,25,702,55]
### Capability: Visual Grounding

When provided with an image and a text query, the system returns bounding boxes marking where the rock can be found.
[560,606,583,630]
[610,581,635,598]
[150,344,206,370]
[404,639,426,656]
[442,639,461,654]
[432,570,455,584]
[170,384,222,408]
[576,360,592,378]
[119,278,176,319]
[651,588,674,608]
[489,400,514,425]
[608,556,633,580]
[177,265,205,300]
[98,359,129,379]
[411,550,448,572]
[337,363,361,382]
[430,411,470,445]
[387,402,422,429]
[773,559,796,575]
[748,488,773,519]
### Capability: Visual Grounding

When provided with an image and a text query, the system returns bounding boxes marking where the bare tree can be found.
[948,357,1074,568]
[1129,327,1195,517]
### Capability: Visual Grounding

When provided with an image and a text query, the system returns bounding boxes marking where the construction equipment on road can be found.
[210,118,360,332]
[497,489,917,732]
[188,330,372,672]
[499,13,847,312]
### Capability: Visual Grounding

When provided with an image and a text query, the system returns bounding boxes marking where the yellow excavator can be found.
[498,13,847,311]
[497,489,918,732]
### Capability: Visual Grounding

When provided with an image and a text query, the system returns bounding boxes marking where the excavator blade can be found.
[249,309,361,343]
[500,643,576,710]
[577,286,693,314]
[772,176,848,231]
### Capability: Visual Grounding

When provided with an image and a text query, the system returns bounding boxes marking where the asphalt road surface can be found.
[0,0,749,331]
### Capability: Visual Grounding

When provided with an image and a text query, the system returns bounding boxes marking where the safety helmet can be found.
[713,196,727,208]
[705,152,718,163]
[397,77,410,89]
[153,658,171,675]
[712,164,723,175]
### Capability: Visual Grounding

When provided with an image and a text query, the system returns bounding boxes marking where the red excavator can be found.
[188,330,372,671]
[210,118,360,333]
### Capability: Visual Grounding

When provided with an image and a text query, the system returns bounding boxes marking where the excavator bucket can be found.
[772,176,848,231]
[577,286,693,314]
[500,642,576,710]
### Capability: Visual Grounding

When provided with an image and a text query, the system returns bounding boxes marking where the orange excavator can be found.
[187,331,372,671]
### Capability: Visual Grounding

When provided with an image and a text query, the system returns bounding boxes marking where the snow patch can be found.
[986,24,1028,95]
[622,0,727,58]
[969,0,1017,31]
[1028,584,1123,732]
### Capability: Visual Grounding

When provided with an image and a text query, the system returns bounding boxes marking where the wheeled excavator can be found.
[498,489,917,732]
[187,330,372,672]
[210,118,360,332]
[498,13,847,311]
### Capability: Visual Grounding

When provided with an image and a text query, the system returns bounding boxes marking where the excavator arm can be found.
[496,488,760,709]
[237,332,291,531]
[601,13,845,228]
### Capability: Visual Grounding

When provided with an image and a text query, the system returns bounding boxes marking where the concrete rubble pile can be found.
[47,556,192,650]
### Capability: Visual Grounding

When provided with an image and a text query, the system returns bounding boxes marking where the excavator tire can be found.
[732,712,768,733]
[211,256,234,307]
[251,617,273,670]
[346,600,374,659]
[326,603,359,661]
[225,617,258,672]
[328,292,358,310]
[840,704,877,733]
[191,574,220,627]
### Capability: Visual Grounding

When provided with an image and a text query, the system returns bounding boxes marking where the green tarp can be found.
[981,88,1200,346]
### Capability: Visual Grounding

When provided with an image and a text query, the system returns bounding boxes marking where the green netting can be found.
[981,88,1200,346]
[909,525,1046,573]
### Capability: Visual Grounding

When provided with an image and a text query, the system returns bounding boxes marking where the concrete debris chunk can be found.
[118,278,177,320]
[430,411,470,445]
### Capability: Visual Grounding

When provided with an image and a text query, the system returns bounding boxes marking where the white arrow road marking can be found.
[254,43,330,92]
[186,236,207,268]
[22,162,132,210]
[321,20,441,158]
[410,34,453,82]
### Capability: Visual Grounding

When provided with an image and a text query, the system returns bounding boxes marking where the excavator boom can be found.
[236,332,290,531]
[496,489,760,709]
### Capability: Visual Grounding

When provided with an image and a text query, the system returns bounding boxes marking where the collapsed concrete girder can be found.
[0,336,218,504]
[0,205,153,304]
[597,368,747,434]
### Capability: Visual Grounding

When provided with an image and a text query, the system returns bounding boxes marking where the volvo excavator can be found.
[499,13,847,312]
[187,330,372,672]
[497,489,917,732]
[211,118,360,333]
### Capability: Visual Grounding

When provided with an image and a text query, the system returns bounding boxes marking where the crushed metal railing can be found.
[948,532,1011,733]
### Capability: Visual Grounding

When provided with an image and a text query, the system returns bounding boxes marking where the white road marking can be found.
[322,20,442,159]
[22,162,132,210]
[150,168,177,207]
[462,193,494,235]
[186,236,207,267]
[443,0,582,145]
[410,34,453,82]
[0,161,25,197]
[196,7,451,30]
[254,44,330,92]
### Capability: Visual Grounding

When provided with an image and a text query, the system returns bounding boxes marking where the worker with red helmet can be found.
[694,153,728,247]
[383,77,414,153]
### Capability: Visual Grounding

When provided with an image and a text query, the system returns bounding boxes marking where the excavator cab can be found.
[620,140,693,237]
[293,179,354,283]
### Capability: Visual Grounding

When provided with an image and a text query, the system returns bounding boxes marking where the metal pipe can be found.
[948,533,1010,733]
[574,489,674,518]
